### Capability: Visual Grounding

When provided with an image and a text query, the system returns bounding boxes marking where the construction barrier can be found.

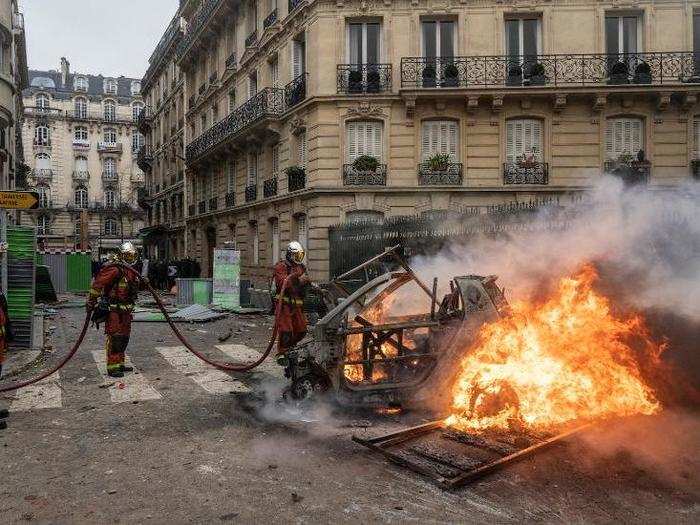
[7,226,36,348]
[36,250,92,294]
[176,278,213,306]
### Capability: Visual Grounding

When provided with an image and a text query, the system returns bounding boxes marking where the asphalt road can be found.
[0,306,697,524]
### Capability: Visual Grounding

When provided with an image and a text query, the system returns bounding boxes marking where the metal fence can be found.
[37,251,92,294]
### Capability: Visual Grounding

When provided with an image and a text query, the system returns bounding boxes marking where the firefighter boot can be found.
[107,369,124,378]
[120,365,134,373]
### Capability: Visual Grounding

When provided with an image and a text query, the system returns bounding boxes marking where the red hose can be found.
[0,265,292,392]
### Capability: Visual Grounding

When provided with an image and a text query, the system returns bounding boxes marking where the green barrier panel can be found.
[67,253,91,292]
[193,280,209,305]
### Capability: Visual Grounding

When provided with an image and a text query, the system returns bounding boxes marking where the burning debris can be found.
[446,265,662,434]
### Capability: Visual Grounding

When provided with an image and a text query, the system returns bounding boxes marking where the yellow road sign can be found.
[0,191,40,210]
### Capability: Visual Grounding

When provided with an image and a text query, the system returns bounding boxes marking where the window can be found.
[104,100,116,121]
[36,94,50,110]
[200,114,207,133]
[247,153,258,186]
[74,126,88,142]
[292,37,306,78]
[346,121,382,162]
[295,214,308,253]
[422,20,455,59]
[74,97,87,118]
[298,132,307,167]
[103,128,117,145]
[104,157,117,175]
[421,120,458,161]
[105,188,117,208]
[506,18,541,60]
[348,22,380,65]
[131,81,141,95]
[132,102,143,120]
[75,155,88,173]
[272,144,280,174]
[104,217,118,236]
[251,222,259,265]
[36,153,51,171]
[605,118,643,160]
[228,90,236,112]
[37,184,50,208]
[74,76,88,92]
[248,72,258,99]
[132,132,144,153]
[37,215,50,236]
[270,218,280,264]
[227,159,236,192]
[269,57,279,88]
[104,78,117,95]
[506,119,543,163]
[211,104,218,123]
[35,125,50,146]
[75,186,88,208]
[605,15,640,56]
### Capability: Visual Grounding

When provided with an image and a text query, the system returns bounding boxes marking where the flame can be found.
[447,265,662,433]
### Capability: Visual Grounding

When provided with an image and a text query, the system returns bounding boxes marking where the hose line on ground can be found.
[0,263,290,392]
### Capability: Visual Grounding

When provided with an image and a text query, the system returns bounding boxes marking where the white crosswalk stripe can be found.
[91,350,162,403]
[215,343,284,378]
[9,375,63,412]
[155,346,250,394]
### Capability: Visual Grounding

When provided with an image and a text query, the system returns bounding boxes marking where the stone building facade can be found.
[137,14,187,260]
[20,58,146,253]
[154,0,699,284]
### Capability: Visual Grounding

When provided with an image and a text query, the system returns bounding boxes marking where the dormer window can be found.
[131,81,141,95]
[104,78,117,95]
[74,76,88,92]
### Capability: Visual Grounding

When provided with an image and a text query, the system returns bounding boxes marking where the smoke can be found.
[409,176,700,399]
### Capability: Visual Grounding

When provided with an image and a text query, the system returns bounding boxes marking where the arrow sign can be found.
[0,191,40,210]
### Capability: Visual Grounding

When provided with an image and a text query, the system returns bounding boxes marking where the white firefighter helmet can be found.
[117,241,138,265]
[286,241,305,264]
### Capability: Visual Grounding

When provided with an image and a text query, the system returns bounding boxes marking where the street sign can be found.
[0,191,40,210]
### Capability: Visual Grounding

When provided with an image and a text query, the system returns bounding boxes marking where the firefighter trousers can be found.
[105,310,132,374]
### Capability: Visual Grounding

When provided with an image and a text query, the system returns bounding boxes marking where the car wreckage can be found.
[283,246,508,409]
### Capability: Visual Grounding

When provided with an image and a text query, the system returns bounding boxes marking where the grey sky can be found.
[19,0,179,79]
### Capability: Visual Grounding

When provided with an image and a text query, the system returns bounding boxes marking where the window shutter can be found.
[506,121,515,162]
[247,154,257,185]
[631,119,642,155]
[371,122,382,160]
[421,123,431,160]
[298,132,307,166]
[297,214,307,252]
[272,145,280,174]
[292,41,303,78]
[448,122,458,160]
[347,122,358,162]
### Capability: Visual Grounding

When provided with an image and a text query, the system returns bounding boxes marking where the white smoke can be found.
[411,177,700,320]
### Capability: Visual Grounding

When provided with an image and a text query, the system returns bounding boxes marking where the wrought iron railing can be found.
[24,107,63,118]
[603,159,651,185]
[245,184,257,202]
[225,192,235,207]
[418,163,463,186]
[288,0,304,13]
[343,164,387,186]
[72,170,90,182]
[503,162,549,185]
[198,201,206,214]
[186,87,285,163]
[188,95,195,109]
[144,14,184,86]
[225,53,237,70]
[137,145,153,172]
[337,64,392,94]
[285,73,307,107]
[209,196,218,211]
[31,169,54,182]
[102,171,119,182]
[198,83,206,95]
[97,142,123,154]
[245,30,258,48]
[287,168,306,192]
[188,204,196,217]
[401,52,700,88]
[70,110,135,123]
[136,106,153,131]
[263,177,278,198]
[209,71,218,85]
[176,0,224,60]
[264,9,278,29]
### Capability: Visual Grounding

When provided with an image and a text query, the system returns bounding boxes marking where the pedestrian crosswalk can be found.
[4,344,283,414]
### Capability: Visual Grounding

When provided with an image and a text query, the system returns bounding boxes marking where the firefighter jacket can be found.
[273,261,309,307]
[88,264,144,312]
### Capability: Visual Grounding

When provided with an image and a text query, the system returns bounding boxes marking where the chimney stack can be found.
[60,57,70,86]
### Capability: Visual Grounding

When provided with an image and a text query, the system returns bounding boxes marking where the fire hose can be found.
[0,264,292,393]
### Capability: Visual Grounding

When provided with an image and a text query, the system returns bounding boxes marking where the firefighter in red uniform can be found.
[273,241,312,364]
[86,242,144,378]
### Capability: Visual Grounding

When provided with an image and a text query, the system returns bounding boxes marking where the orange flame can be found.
[446,265,662,433]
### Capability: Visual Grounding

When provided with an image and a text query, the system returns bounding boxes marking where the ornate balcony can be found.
[604,159,651,185]
[503,162,549,185]
[343,164,387,186]
[176,0,226,61]
[418,163,463,186]
[137,105,153,133]
[186,87,285,164]
[337,64,392,94]
[285,73,307,107]
[137,145,153,172]
[24,107,63,119]
[209,71,218,85]
[287,168,306,192]
[198,201,206,214]
[288,0,304,13]
[400,52,699,89]
[245,184,257,202]
[263,9,278,29]
[102,171,119,183]
[97,142,123,154]
[188,204,196,217]
[245,30,258,48]
[208,196,218,212]
[198,83,206,96]
[224,192,235,207]
[263,177,278,198]
[30,169,54,183]
[225,53,237,70]
[72,170,90,182]
[72,140,91,151]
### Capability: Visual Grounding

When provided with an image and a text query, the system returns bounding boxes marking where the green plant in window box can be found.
[426,153,451,172]
[284,165,306,178]
[352,155,379,172]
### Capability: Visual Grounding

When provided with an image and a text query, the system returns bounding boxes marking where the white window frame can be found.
[346,22,382,64]
[75,76,88,92]
[132,132,143,153]
[605,117,644,160]
[37,185,50,208]
[35,153,51,171]
[104,100,116,121]
[606,14,642,55]
[75,155,88,173]
[105,188,116,208]
[104,79,117,95]
[104,217,118,236]
[74,97,87,118]
[75,186,88,208]
[421,120,459,162]
[132,102,144,120]
[131,81,141,95]
[36,93,50,109]
[104,128,117,145]
[103,157,117,175]
[74,126,88,142]
[35,125,50,145]
[37,215,50,235]
[346,121,382,163]
[505,118,544,163]
[505,18,542,58]
[292,37,306,79]
[421,20,456,59]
